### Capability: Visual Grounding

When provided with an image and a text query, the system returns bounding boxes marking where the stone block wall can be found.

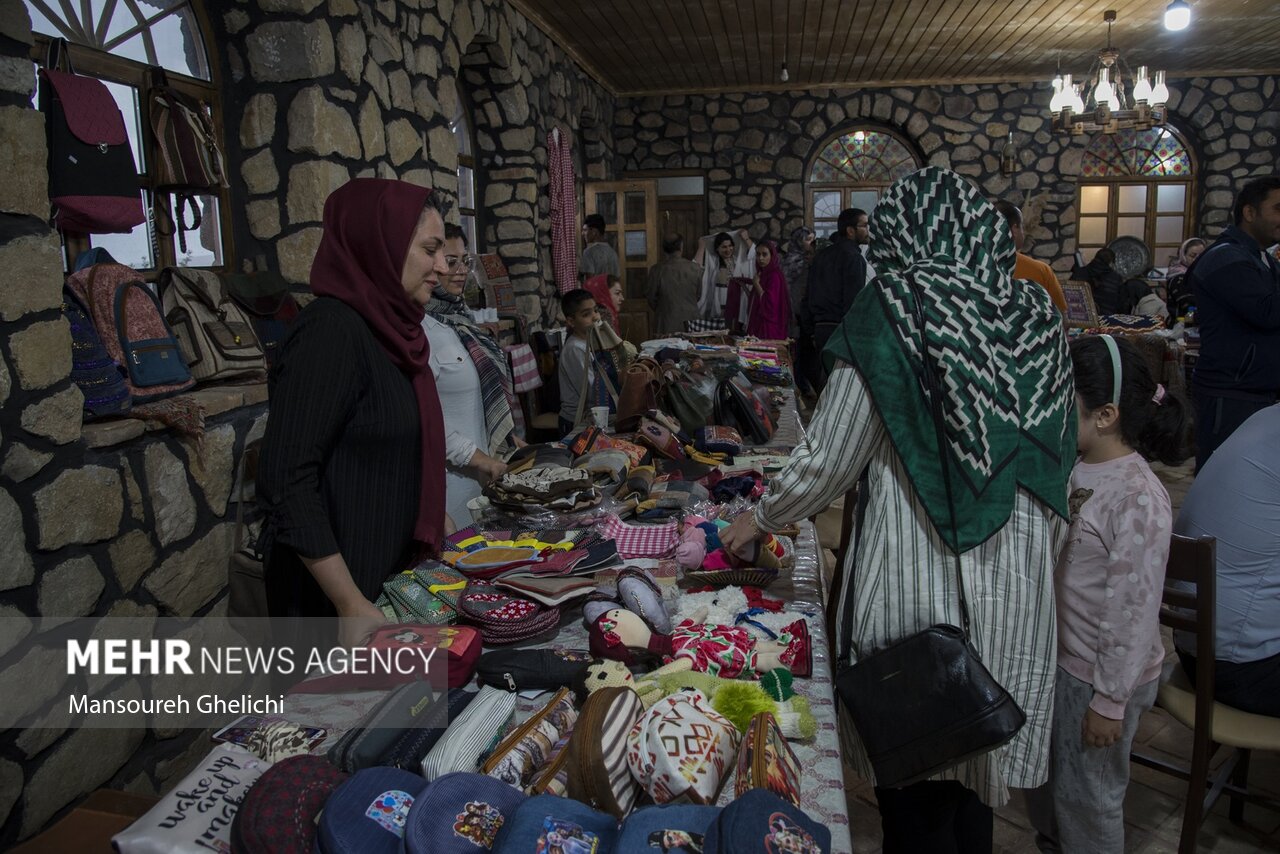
[217,0,615,330]
[0,6,271,843]
[613,77,1279,269]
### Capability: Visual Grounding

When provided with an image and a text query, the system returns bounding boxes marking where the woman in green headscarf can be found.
[723,167,1076,851]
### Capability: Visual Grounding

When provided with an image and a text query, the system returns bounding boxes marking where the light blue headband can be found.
[1100,334,1122,408]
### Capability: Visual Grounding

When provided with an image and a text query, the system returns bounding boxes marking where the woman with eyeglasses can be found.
[420,224,519,527]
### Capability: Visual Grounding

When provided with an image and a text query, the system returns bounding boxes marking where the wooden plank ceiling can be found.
[508,0,1280,95]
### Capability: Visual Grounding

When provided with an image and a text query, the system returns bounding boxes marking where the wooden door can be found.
[584,179,659,344]
[658,196,707,263]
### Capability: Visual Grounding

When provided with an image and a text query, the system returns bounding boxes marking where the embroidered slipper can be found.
[616,567,671,634]
[581,591,623,628]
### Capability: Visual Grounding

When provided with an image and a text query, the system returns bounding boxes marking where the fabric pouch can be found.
[474,647,593,692]
[616,804,722,854]
[734,711,802,806]
[565,685,646,818]
[702,788,830,854]
[383,572,456,625]
[482,687,580,790]
[491,793,620,853]
[325,681,441,774]
[411,561,469,608]
[573,449,631,494]
[636,417,686,460]
[317,766,425,854]
[376,687,478,772]
[113,745,270,854]
[458,583,562,645]
[420,685,518,782]
[695,425,743,455]
[626,689,740,806]
[229,755,346,854]
[402,772,527,854]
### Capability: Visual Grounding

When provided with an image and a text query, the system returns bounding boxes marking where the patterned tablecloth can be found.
[284,521,852,854]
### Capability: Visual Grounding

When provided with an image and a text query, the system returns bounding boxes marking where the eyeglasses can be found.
[445,254,475,273]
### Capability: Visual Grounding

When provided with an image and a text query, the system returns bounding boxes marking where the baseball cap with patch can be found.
[402,771,527,854]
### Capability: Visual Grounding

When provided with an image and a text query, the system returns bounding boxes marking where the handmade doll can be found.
[589,607,811,679]
[674,515,709,569]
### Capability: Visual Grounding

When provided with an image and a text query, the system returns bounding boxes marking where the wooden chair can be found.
[1131,534,1280,852]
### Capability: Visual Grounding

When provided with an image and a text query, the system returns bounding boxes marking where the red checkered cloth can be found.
[505,343,543,393]
[599,514,680,559]
[548,129,578,292]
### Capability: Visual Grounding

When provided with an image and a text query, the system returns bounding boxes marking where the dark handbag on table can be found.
[832,275,1025,789]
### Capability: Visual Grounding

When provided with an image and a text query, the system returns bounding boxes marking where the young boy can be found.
[558,288,599,435]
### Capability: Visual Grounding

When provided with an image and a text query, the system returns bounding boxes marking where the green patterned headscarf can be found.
[823,167,1075,551]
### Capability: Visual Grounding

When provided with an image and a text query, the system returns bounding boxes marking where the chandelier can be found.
[1048,10,1169,135]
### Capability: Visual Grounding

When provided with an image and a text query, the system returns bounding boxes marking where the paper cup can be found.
[591,406,610,429]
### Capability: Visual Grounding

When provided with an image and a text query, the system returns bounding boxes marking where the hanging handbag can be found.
[832,275,1025,789]
[39,39,146,234]
[614,357,661,432]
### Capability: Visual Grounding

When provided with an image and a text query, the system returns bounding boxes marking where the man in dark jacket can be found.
[1189,175,1280,470]
[1081,247,1148,315]
[800,208,868,391]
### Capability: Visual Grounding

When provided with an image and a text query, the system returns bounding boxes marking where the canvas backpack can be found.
[158,267,267,383]
[62,284,131,419]
[145,66,227,252]
[66,262,195,403]
[39,39,145,234]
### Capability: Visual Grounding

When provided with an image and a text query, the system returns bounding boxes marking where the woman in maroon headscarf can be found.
[746,239,792,339]
[259,179,450,647]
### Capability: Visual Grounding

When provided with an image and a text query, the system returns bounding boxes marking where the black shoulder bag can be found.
[832,275,1025,789]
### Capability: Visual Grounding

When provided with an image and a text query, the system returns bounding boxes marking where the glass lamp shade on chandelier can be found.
[1048,10,1170,135]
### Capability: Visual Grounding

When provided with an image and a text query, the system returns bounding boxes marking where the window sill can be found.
[81,381,269,449]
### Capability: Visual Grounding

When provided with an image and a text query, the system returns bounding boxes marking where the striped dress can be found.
[756,364,1065,807]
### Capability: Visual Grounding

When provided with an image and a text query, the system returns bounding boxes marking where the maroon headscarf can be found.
[309,178,447,553]
[583,274,619,329]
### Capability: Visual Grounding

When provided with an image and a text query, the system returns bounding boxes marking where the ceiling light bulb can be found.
[1049,78,1064,111]
[1132,65,1153,102]
[1151,70,1169,105]
[1071,85,1086,114]
[780,63,789,83]
[1165,0,1191,31]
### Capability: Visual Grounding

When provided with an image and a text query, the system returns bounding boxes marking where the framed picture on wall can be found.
[1061,280,1100,328]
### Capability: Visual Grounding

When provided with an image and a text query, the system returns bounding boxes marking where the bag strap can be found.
[112,279,168,344]
[45,38,74,74]
[905,274,972,640]
[836,274,972,666]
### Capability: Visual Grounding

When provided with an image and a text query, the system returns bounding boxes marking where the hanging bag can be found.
[832,274,1025,789]
[39,39,145,233]
[146,66,227,252]
[63,284,132,419]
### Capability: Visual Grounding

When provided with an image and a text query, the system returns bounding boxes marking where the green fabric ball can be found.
[759,668,795,701]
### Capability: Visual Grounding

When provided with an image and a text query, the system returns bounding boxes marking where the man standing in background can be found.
[579,213,620,279]
[801,207,868,391]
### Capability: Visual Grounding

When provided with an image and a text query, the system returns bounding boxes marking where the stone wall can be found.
[613,77,1279,270]
[217,0,615,329]
[0,6,271,844]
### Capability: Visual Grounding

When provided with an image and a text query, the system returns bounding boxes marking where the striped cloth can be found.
[755,364,1066,807]
[426,291,517,454]
[548,128,578,292]
[504,343,543,392]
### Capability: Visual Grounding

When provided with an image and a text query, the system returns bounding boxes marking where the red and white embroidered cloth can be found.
[504,343,542,393]
[548,129,578,292]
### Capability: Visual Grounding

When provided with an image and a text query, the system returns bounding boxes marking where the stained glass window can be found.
[806,128,921,237]
[26,0,210,80]
[1075,127,1195,267]
[809,131,919,183]
[1080,127,1192,178]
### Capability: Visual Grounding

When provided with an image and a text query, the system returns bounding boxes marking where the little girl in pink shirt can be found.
[1029,334,1189,853]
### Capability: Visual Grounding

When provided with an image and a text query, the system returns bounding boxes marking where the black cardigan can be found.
[258,297,422,619]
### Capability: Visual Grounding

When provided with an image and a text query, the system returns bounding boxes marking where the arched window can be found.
[806,128,921,238]
[1076,126,1195,267]
[25,0,228,272]
[450,90,477,250]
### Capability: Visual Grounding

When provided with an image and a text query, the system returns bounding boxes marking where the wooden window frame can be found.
[27,0,233,275]
[1074,126,1198,267]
